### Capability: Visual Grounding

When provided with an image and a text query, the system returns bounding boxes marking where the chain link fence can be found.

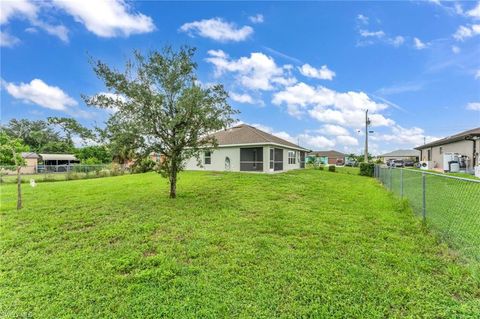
[0,164,130,184]
[375,165,480,262]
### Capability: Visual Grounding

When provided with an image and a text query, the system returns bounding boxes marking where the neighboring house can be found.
[415,127,480,172]
[379,149,420,164]
[21,152,40,174]
[38,154,80,166]
[308,150,346,165]
[184,124,310,172]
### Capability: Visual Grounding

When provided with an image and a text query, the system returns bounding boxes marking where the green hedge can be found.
[328,165,336,172]
[359,163,374,177]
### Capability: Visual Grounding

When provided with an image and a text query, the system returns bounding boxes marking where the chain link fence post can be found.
[422,172,426,223]
[400,169,403,199]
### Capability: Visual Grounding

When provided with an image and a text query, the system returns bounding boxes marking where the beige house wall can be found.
[419,139,480,171]
[184,145,304,172]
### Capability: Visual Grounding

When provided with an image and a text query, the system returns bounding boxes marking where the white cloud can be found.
[467,2,480,19]
[453,24,480,40]
[336,135,359,146]
[52,0,155,37]
[475,70,480,79]
[413,37,427,49]
[298,134,335,149]
[3,78,77,110]
[229,92,258,105]
[451,45,461,53]
[272,82,389,121]
[299,64,336,80]
[359,29,385,38]
[0,0,69,42]
[357,14,369,25]
[389,36,405,47]
[321,124,350,136]
[466,102,480,110]
[180,18,253,42]
[0,0,37,24]
[206,50,296,91]
[372,125,438,147]
[249,14,264,24]
[0,31,20,47]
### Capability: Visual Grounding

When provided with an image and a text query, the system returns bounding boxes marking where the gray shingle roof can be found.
[21,152,39,159]
[415,127,480,150]
[211,125,310,151]
[379,149,420,157]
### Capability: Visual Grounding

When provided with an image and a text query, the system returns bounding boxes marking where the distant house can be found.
[308,150,346,165]
[39,154,80,166]
[21,152,40,174]
[184,124,310,172]
[379,149,420,164]
[415,127,480,172]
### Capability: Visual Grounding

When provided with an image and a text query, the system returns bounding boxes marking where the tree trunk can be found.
[169,167,177,199]
[16,166,22,210]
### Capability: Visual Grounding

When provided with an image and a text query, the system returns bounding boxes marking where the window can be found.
[427,149,431,161]
[288,151,296,164]
[204,151,211,165]
[439,147,443,154]
[252,149,257,168]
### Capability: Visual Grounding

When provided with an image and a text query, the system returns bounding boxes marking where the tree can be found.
[96,116,139,164]
[74,145,112,164]
[1,119,63,152]
[85,47,238,198]
[47,117,94,146]
[0,132,29,210]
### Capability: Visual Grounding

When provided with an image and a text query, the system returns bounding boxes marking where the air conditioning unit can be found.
[443,152,460,172]
[419,161,433,170]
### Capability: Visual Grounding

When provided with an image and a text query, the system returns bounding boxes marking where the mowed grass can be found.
[1,170,479,318]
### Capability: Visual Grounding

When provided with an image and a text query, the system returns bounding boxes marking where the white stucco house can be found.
[184,124,310,172]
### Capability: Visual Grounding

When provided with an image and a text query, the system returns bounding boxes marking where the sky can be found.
[1,0,479,155]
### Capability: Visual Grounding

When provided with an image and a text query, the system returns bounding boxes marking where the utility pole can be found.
[364,109,369,162]
[423,136,426,145]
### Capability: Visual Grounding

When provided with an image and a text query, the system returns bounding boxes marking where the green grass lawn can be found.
[1,170,479,318]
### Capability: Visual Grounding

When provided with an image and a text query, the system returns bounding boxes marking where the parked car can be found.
[393,160,404,168]
[345,160,358,167]
[403,160,415,167]
[386,159,395,167]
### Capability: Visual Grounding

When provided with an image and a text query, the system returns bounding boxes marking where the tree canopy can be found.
[86,46,238,198]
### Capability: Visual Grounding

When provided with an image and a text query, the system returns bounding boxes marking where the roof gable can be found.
[308,150,346,158]
[211,125,310,151]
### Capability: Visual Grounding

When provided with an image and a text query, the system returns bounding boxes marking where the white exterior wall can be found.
[184,147,241,171]
[184,145,305,172]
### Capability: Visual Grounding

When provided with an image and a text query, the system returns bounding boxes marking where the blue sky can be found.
[1,0,479,154]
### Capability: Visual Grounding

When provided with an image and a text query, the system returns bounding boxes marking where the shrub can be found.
[319,165,324,171]
[328,165,336,172]
[132,158,156,173]
[360,163,375,177]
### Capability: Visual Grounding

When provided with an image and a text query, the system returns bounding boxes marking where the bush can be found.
[360,163,375,177]
[319,165,324,171]
[132,158,156,173]
[328,165,336,172]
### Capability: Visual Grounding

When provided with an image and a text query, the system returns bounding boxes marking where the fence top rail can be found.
[375,164,480,183]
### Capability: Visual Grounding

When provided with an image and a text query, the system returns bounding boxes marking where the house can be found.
[38,154,80,166]
[307,150,346,165]
[379,149,420,164]
[21,152,40,174]
[415,127,480,172]
[184,124,310,172]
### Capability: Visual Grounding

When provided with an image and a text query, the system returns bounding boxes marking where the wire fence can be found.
[375,165,480,262]
[0,164,131,184]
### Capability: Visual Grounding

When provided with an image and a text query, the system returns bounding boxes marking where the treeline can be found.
[1,117,119,164]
